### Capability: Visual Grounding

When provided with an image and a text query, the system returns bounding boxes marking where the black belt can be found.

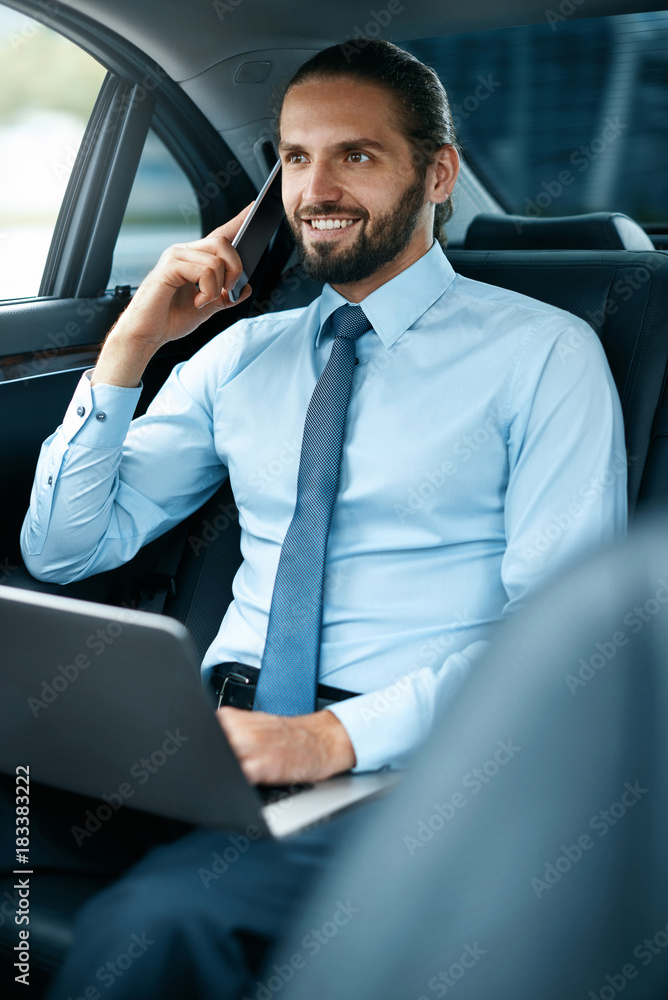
[210,662,359,712]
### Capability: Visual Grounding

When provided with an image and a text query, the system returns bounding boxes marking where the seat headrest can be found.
[464,212,654,251]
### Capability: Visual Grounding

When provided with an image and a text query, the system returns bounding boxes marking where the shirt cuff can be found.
[61,370,142,448]
[327,641,489,772]
[327,667,439,772]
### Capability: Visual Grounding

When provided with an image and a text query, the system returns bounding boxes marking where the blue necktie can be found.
[254,304,371,715]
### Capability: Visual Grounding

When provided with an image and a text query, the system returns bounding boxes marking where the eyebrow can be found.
[278,138,387,154]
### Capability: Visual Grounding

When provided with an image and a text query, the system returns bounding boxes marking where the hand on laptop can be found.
[216,708,356,785]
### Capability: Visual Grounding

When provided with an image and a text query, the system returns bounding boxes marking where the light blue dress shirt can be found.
[21,243,627,771]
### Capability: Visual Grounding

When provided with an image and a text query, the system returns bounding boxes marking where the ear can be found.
[426,145,460,204]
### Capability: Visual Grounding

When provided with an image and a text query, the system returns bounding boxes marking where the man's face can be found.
[278,77,432,290]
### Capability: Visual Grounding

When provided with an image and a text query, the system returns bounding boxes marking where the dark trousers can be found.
[0,776,371,1000]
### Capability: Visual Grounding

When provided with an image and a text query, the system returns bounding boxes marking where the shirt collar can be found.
[316,241,456,350]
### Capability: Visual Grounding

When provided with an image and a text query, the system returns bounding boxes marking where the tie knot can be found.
[330,304,371,342]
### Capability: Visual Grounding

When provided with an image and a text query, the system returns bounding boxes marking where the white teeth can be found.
[309,219,356,230]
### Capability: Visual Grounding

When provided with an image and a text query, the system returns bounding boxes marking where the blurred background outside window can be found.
[0,5,105,299]
[407,11,668,232]
[0,6,666,301]
[0,4,200,301]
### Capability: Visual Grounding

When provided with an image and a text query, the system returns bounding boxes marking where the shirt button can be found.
[96,411,107,422]
[76,405,85,417]
[47,476,53,485]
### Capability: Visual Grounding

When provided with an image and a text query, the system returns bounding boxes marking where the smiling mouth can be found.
[305,218,360,231]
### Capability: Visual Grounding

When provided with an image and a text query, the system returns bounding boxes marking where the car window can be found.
[407,10,668,229]
[109,129,202,291]
[0,4,106,299]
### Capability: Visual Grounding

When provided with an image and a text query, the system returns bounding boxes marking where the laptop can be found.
[0,585,398,838]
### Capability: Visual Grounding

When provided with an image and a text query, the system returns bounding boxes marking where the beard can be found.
[288,172,426,286]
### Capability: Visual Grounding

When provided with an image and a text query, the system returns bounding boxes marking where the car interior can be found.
[0,0,667,994]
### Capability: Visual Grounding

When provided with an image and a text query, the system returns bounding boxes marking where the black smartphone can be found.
[228,160,284,302]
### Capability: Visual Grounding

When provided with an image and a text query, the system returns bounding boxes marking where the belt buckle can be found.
[217,671,252,710]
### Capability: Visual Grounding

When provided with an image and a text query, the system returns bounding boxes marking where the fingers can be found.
[154,203,255,310]
[160,244,241,309]
[216,708,284,784]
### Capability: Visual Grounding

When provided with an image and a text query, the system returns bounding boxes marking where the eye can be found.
[347,151,370,163]
[286,153,307,164]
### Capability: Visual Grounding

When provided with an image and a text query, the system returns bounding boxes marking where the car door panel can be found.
[0,3,256,594]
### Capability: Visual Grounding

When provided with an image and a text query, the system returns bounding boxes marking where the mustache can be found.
[295,205,369,223]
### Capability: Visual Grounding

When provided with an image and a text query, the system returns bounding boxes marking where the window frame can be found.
[1,0,256,306]
[40,73,157,298]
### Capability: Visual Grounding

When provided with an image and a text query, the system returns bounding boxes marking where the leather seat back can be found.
[464,211,655,251]
[448,249,668,516]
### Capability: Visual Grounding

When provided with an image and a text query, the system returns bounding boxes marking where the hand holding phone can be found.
[228,161,284,302]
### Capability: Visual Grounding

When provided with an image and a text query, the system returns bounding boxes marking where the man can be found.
[18,39,625,997]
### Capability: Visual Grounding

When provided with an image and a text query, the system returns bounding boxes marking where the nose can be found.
[302,159,343,206]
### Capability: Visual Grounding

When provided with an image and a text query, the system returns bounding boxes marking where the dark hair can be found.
[274,39,460,249]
